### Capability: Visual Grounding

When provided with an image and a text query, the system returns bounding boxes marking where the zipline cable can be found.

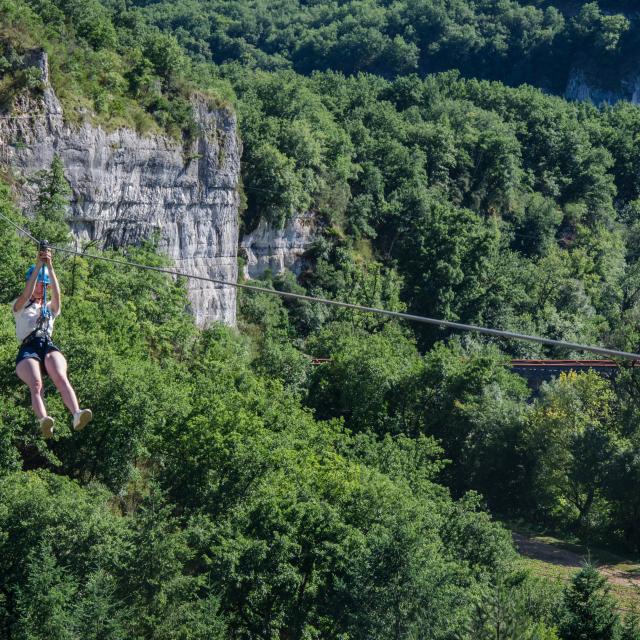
[50,243,640,361]
[2,208,639,361]
[0,210,40,244]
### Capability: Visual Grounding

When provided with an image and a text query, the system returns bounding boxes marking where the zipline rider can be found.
[12,245,92,438]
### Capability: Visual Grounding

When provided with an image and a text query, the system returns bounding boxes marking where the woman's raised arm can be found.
[13,253,42,312]
[43,249,60,316]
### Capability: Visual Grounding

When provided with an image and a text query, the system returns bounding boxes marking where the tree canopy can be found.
[2,0,640,636]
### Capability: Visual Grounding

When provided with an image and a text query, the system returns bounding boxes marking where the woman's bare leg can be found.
[16,358,47,419]
[44,351,80,415]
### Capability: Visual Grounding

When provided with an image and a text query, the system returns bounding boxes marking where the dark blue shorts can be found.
[15,335,61,375]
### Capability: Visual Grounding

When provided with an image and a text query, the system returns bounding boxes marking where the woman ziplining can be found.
[0,208,638,375]
[12,244,92,438]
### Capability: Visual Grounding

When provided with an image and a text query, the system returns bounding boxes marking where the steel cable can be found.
[1,208,639,360]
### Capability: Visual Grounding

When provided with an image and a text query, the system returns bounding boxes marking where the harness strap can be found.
[21,328,52,345]
[33,265,52,335]
[39,265,50,322]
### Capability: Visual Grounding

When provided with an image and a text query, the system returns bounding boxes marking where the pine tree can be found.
[13,543,76,639]
[621,612,640,640]
[30,155,72,246]
[558,564,620,640]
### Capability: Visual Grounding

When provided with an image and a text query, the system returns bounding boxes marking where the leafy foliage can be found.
[558,564,620,640]
[0,174,560,638]
[3,0,640,635]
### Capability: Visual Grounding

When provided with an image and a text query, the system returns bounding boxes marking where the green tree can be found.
[0,183,30,302]
[467,568,562,640]
[527,372,620,531]
[307,321,422,434]
[392,186,499,331]
[621,612,640,640]
[12,542,77,640]
[30,155,72,246]
[603,438,640,552]
[558,564,620,640]
[406,341,529,499]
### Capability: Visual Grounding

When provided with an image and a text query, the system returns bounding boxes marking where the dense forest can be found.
[2,0,640,637]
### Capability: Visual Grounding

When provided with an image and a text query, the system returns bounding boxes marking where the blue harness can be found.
[37,264,51,330]
[21,265,52,345]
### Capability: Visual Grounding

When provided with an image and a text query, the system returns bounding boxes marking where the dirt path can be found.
[512,532,640,587]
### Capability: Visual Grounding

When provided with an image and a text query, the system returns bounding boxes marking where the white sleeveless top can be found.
[12,299,58,342]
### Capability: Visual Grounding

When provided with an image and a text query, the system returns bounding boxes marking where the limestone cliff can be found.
[240,212,320,280]
[0,51,241,326]
[565,68,640,105]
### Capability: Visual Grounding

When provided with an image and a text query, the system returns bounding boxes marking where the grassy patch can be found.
[519,556,640,614]
[506,521,640,614]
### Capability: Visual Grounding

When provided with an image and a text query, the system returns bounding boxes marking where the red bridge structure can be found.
[508,359,631,391]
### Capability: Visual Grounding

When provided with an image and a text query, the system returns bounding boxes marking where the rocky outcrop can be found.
[240,213,319,280]
[565,68,640,105]
[0,51,241,326]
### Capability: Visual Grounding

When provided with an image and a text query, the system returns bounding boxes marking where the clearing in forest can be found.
[513,531,640,612]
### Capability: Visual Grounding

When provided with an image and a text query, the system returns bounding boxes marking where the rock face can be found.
[0,51,241,326]
[240,212,319,280]
[565,68,640,105]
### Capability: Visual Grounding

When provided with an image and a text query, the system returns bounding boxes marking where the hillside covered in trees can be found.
[125,0,640,92]
[2,0,640,637]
